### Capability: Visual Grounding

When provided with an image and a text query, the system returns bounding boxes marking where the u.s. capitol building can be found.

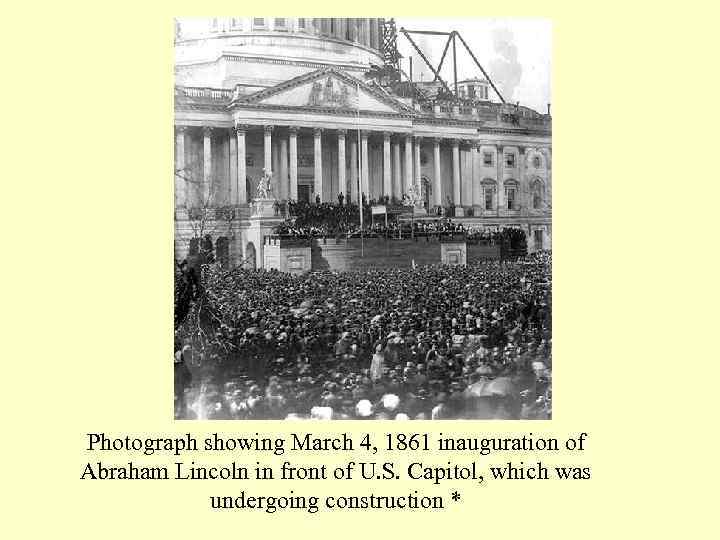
[174,17,551,268]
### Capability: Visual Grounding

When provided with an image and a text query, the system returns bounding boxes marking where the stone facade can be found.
[174,18,552,267]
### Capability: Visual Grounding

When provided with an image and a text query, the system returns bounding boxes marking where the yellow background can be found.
[2,2,718,538]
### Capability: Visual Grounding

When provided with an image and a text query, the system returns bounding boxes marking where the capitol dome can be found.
[175,18,384,92]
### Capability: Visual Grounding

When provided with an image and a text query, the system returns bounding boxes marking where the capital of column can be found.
[432,137,442,146]
[360,130,369,140]
[337,129,347,138]
[313,127,323,137]
[176,125,188,134]
[382,131,392,141]
[202,126,213,137]
[415,135,423,143]
[471,140,482,149]
[264,125,275,135]
[451,138,460,148]
[234,124,248,135]
[288,125,299,135]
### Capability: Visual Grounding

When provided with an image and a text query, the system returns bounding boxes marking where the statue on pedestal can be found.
[256,168,274,200]
[251,168,280,218]
[405,183,427,216]
[406,183,422,208]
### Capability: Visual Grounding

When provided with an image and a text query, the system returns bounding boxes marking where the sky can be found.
[394,18,551,112]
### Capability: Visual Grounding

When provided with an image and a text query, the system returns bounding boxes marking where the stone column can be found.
[414,136,422,192]
[392,139,401,200]
[313,128,323,201]
[404,135,413,195]
[349,135,358,203]
[369,18,378,49]
[271,139,280,197]
[203,127,213,204]
[472,142,481,208]
[451,139,461,205]
[289,127,298,201]
[360,131,370,201]
[175,126,186,209]
[433,137,442,207]
[382,132,391,199]
[363,19,371,46]
[280,135,288,200]
[518,146,526,214]
[337,130,347,199]
[235,125,248,204]
[263,125,273,175]
[496,145,504,211]
[229,129,238,205]
[349,19,358,42]
[235,125,247,204]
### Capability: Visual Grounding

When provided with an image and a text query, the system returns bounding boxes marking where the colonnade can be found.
[175,124,549,213]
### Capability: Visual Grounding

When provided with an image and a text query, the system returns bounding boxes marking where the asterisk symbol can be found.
[451,491,461,502]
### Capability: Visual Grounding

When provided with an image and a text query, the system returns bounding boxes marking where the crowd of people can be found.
[174,252,551,420]
[273,217,467,239]
[273,215,527,257]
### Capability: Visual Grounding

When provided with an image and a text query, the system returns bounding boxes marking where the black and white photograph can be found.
[173,17,552,420]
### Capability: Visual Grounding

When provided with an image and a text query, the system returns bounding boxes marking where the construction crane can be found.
[375,22,507,105]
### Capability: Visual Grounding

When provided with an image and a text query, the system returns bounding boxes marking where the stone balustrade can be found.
[177,87,234,100]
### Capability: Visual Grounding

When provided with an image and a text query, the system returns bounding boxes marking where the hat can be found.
[310,406,333,420]
[355,399,373,417]
[381,394,400,411]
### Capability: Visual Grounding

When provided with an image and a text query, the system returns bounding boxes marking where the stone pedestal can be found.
[453,206,465,217]
[441,241,467,266]
[251,198,279,218]
[413,204,427,217]
[245,198,284,269]
[263,238,312,274]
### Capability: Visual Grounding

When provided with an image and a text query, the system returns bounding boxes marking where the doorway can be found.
[534,229,544,250]
[297,184,311,203]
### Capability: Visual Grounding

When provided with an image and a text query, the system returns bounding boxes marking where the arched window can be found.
[245,242,256,269]
[504,179,518,210]
[531,178,545,210]
[481,179,497,211]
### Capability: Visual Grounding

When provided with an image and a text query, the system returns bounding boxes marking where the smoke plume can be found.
[489,27,522,102]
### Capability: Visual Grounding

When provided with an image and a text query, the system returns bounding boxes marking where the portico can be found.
[174,66,552,265]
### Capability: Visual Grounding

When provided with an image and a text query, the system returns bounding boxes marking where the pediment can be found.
[238,68,411,115]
